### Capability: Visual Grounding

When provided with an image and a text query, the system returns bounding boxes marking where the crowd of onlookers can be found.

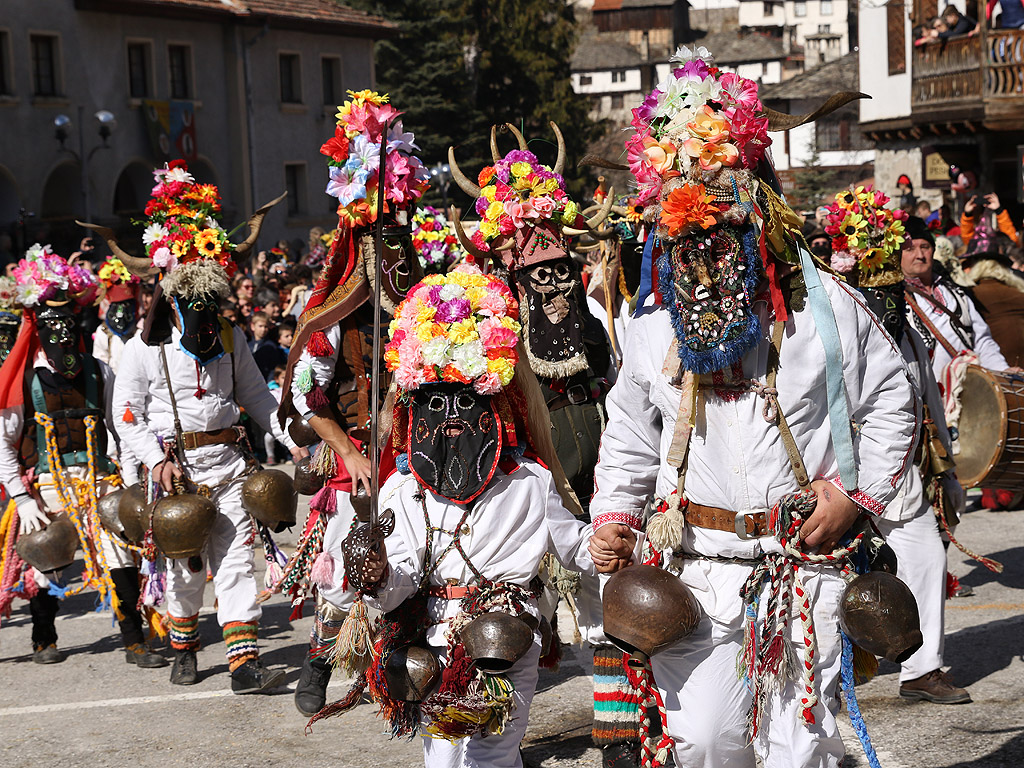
[915,1,1024,47]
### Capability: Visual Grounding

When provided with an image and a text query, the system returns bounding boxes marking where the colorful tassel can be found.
[309,485,337,515]
[307,330,334,357]
[332,597,375,676]
[310,442,338,479]
[122,405,135,424]
[310,551,335,588]
[296,366,314,395]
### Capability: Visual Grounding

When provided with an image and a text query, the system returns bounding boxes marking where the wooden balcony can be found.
[912,29,1024,130]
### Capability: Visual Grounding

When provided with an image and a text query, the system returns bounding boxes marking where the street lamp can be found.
[53,107,117,223]
[430,162,451,211]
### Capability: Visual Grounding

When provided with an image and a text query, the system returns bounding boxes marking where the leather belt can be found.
[427,583,479,600]
[686,503,769,540]
[179,426,245,451]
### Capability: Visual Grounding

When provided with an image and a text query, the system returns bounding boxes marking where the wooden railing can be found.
[912,28,1024,114]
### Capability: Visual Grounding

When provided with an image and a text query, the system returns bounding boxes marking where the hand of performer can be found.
[1005,366,1024,376]
[589,524,636,573]
[361,543,388,585]
[16,496,49,535]
[338,443,372,495]
[289,445,310,463]
[800,480,861,554]
[153,459,183,493]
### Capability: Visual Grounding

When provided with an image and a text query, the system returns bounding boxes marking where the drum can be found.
[955,365,1024,488]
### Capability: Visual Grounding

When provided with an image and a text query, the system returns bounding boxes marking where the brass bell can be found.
[384,645,442,701]
[117,484,149,544]
[151,493,217,559]
[293,456,325,496]
[241,469,297,527]
[15,513,78,572]
[97,488,127,542]
[840,571,923,664]
[459,611,535,673]
[602,564,701,669]
[288,417,319,448]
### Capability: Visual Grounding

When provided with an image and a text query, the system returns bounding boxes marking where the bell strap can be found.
[905,283,974,344]
[766,320,811,490]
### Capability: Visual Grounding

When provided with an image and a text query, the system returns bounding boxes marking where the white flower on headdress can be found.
[421,336,452,368]
[387,120,419,153]
[439,283,466,302]
[142,223,169,246]
[204,217,223,231]
[669,45,713,65]
[165,166,195,184]
[25,243,47,261]
[452,340,487,380]
[16,281,40,307]
[655,71,721,123]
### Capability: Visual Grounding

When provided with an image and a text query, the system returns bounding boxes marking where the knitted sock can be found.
[168,612,200,651]
[223,620,259,672]
[593,647,642,747]
[309,598,347,655]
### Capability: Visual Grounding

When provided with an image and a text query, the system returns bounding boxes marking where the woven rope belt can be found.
[686,502,769,539]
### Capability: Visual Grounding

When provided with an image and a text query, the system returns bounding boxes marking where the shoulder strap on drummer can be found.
[905,290,961,358]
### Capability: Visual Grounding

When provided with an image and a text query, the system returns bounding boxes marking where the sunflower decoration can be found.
[824,185,908,287]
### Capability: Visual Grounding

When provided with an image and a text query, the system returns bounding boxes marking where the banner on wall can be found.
[142,100,197,162]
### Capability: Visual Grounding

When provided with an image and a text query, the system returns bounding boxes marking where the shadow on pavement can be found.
[957,545,1024,591]
[522,731,594,767]
[940,727,1024,767]
[942,613,1024,688]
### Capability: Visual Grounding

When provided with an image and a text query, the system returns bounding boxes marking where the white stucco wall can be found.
[858,1,912,123]
[738,0,851,54]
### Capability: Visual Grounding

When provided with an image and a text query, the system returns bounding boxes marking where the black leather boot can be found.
[294,652,333,716]
[231,658,286,694]
[170,649,199,685]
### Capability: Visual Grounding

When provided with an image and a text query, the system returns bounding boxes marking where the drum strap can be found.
[905,291,962,359]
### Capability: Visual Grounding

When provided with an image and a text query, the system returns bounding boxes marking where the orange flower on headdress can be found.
[660,184,719,237]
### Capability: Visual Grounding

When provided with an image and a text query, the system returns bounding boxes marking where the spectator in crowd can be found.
[916,200,933,220]
[233,273,255,305]
[989,0,1024,28]
[264,365,288,465]
[284,264,314,317]
[277,317,295,351]
[248,311,285,382]
[897,174,918,211]
[220,300,239,325]
[961,192,1020,248]
[939,4,978,36]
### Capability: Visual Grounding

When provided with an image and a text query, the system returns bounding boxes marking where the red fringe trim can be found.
[305,382,330,413]
[309,485,337,514]
[307,330,334,357]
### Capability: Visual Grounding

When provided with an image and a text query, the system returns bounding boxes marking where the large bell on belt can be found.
[97,489,128,542]
[15,514,78,573]
[459,612,535,673]
[151,493,217,559]
[241,469,297,528]
[288,417,319,448]
[117,484,149,544]
[384,645,442,701]
[840,571,923,664]
[292,456,324,496]
[602,564,701,669]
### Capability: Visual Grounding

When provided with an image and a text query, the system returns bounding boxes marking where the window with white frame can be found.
[794,1,807,17]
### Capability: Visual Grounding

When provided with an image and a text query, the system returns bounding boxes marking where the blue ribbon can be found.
[841,631,882,768]
[797,245,858,491]
[633,234,658,316]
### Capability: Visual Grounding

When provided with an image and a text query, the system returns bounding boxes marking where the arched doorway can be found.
[40,161,83,221]
[113,161,154,216]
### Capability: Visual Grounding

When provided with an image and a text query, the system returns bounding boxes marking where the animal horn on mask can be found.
[448,145,481,198]
[232,192,288,264]
[75,222,159,277]
[450,207,492,262]
[761,92,869,132]
[563,188,616,237]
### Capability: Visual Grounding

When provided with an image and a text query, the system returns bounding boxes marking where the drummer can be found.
[901,216,1021,380]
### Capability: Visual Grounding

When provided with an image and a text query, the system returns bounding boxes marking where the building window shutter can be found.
[887,1,907,76]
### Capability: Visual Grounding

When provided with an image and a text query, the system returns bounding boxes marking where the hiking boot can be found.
[170,649,199,685]
[32,644,64,664]
[900,669,972,704]
[602,741,641,768]
[231,658,286,695]
[126,643,169,668]
[294,653,333,716]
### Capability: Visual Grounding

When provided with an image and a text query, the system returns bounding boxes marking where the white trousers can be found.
[318,490,360,611]
[37,468,134,569]
[652,560,846,768]
[165,453,261,625]
[875,509,947,682]
[422,633,542,768]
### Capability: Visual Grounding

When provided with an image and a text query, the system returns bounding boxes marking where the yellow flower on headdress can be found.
[194,229,222,257]
[510,162,533,180]
[839,212,868,248]
[447,319,478,345]
[487,357,515,385]
[860,247,887,273]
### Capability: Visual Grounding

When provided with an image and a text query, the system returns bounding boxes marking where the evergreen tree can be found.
[788,144,838,211]
[349,0,605,208]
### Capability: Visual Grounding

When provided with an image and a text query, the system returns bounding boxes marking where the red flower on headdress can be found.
[320,126,350,164]
[660,184,720,237]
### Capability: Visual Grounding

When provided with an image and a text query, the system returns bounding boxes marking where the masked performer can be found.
[93,256,141,373]
[587,48,918,767]
[92,162,303,693]
[0,246,163,667]
[308,268,595,768]
[273,90,428,716]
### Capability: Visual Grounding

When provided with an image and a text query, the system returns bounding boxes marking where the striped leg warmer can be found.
[168,612,200,651]
[593,647,642,747]
[223,620,259,672]
[309,596,347,655]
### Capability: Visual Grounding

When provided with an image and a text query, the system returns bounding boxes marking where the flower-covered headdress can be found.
[385,268,521,395]
[97,256,141,303]
[12,243,98,308]
[824,186,907,287]
[0,276,20,321]
[411,207,465,273]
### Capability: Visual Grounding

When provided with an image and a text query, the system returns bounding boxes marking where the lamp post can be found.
[430,161,451,211]
[54,106,117,223]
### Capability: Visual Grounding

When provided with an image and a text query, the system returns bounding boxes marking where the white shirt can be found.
[906,278,1008,380]
[372,460,595,643]
[0,353,123,497]
[112,325,295,472]
[288,323,357,420]
[590,272,919,559]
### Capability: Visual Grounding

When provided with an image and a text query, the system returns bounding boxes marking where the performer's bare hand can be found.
[153,460,183,493]
[361,544,388,585]
[289,446,310,463]
[16,497,49,535]
[985,192,1002,210]
[341,450,372,495]
[964,195,979,216]
[1005,366,1024,376]
[800,480,861,554]
[589,524,636,573]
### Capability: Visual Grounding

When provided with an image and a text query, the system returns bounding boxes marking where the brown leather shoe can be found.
[900,669,971,704]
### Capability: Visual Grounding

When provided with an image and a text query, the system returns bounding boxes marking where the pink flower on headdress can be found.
[532,196,555,218]
[152,246,177,271]
[474,372,504,396]
[830,250,857,273]
[719,72,762,112]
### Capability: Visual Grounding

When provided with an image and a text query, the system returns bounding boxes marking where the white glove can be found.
[16,496,49,536]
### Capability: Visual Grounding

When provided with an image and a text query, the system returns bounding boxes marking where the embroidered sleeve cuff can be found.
[592,510,645,531]
[828,476,885,515]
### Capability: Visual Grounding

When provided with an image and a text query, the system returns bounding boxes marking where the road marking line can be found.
[946,603,1024,611]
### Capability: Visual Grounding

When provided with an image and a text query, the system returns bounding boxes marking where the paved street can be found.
[2,490,1023,768]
